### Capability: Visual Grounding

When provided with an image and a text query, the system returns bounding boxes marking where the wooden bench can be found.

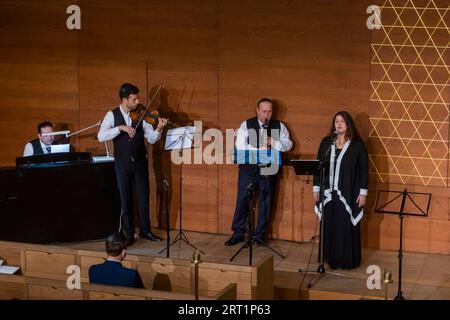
[0,274,28,300]
[0,240,273,299]
[0,274,236,300]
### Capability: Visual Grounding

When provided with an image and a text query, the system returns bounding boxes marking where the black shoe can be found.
[224,235,244,246]
[139,231,162,241]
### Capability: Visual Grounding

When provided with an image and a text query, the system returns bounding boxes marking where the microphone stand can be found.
[257,120,284,258]
[229,182,257,265]
[162,179,170,258]
[66,121,101,138]
[66,121,114,161]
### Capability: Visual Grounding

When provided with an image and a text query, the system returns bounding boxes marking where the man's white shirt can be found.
[97,105,161,144]
[235,119,293,152]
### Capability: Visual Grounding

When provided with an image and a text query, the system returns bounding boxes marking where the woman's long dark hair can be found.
[328,111,360,141]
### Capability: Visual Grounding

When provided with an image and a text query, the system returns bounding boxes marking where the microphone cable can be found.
[299,208,320,298]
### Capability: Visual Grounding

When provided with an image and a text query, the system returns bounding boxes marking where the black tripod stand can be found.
[159,127,205,255]
[161,179,170,258]
[292,156,351,288]
[229,182,285,266]
[375,188,431,300]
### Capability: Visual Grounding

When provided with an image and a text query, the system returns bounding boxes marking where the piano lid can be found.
[16,152,91,167]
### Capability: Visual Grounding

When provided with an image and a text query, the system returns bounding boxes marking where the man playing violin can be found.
[98,83,168,246]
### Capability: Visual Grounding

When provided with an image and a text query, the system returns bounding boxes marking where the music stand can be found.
[291,159,352,289]
[375,189,431,300]
[158,126,205,256]
[162,178,170,258]
[229,149,285,266]
[229,183,257,266]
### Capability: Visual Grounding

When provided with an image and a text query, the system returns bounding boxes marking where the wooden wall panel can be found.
[268,167,295,240]
[218,164,238,235]
[146,62,219,230]
[292,171,319,242]
[0,58,79,166]
[77,59,147,154]
[179,164,219,233]
[0,1,78,60]
[0,1,79,166]
[78,0,218,65]
[218,0,371,142]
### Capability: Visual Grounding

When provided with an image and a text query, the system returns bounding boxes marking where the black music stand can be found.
[291,159,351,288]
[162,178,170,258]
[229,149,285,266]
[158,126,205,256]
[375,189,431,300]
[229,183,257,266]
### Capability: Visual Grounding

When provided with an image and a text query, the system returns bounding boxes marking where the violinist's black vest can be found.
[239,117,281,176]
[112,107,147,163]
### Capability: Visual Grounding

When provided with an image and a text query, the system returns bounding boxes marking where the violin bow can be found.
[134,84,163,128]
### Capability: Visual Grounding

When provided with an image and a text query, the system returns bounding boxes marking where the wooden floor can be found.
[63,230,450,300]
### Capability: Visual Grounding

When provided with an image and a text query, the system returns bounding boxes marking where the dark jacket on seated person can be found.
[89,260,144,288]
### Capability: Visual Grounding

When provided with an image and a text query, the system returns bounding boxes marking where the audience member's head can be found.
[105,232,127,261]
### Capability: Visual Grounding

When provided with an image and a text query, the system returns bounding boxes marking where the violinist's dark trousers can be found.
[115,158,151,234]
[232,168,277,238]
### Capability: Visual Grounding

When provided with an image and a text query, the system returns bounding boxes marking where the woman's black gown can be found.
[322,148,361,270]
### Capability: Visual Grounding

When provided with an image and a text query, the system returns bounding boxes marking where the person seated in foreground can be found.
[89,232,144,288]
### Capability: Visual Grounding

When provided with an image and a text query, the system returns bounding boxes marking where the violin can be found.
[129,84,170,128]
[130,104,171,126]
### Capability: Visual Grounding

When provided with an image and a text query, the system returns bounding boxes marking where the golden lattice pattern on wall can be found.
[369,0,449,186]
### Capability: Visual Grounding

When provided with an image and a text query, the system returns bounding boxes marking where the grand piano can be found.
[0,152,120,244]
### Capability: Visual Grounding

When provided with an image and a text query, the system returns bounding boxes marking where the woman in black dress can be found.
[313,111,368,269]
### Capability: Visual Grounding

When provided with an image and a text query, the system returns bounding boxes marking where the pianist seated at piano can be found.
[23,121,55,157]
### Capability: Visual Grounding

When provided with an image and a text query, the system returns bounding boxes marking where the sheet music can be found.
[0,265,20,275]
[51,144,70,153]
[164,126,196,151]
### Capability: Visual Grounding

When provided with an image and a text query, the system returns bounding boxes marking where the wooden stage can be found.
[63,229,450,300]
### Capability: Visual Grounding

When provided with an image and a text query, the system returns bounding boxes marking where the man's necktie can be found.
[46,146,51,153]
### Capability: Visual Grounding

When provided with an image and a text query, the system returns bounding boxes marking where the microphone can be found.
[324,130,338,159]
[262,119,271,136]
[330,130,338,143]
[262,119,271,147]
